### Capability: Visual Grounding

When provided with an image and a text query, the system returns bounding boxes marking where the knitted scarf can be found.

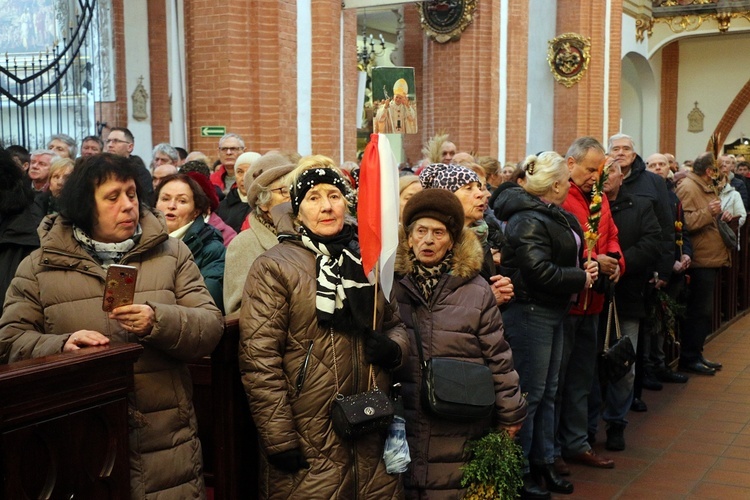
[73,224,142,268]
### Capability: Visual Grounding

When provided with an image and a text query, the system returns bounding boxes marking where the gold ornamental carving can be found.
[547,33,591,88]
[417,0,477,43]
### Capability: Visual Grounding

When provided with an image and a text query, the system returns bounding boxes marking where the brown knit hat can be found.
[248,164,295,208]
[402,188,464,242]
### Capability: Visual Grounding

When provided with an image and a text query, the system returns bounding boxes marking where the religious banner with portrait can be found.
[372,67,418,135]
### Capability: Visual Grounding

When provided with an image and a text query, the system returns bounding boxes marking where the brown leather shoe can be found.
[553,457,571,476]
[567,449,615,469]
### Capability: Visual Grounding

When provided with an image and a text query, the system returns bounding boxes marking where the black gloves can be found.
[364,332,401,369]
[267,449,310,473]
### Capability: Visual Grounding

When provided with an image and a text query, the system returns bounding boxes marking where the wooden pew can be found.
[0,343,142,499]
[189,315,258,500]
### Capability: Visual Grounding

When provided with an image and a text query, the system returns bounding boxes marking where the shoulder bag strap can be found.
[410,309,428,371]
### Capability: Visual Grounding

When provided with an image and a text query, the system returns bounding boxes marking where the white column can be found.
[297,0,313,156]
[123,0,153,161]
[526,0,556,156]
[167,0,187,149]
[603,0,612,143]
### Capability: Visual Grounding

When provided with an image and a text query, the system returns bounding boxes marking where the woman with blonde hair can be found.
[399,174,422,221]
[493,152,598,498]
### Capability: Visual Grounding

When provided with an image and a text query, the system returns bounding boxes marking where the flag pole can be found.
[372,262,380,331]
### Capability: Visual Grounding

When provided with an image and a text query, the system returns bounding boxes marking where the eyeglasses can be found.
[106,138,131,145]
[219,147,244,154]
[270,187,290,196]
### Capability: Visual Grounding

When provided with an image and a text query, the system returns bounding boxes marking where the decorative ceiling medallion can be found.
[547,33,591,88]
[417,0,477,43]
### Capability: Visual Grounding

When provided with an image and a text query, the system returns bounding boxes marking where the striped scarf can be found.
[300,224,374,335]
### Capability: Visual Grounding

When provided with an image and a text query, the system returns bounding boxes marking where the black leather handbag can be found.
[412,312,495,420]
[717,218,737,249]
[599,298,636,385]
[329,330,394,440]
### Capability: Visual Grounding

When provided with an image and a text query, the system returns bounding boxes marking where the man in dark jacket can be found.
[608,135,674,291]
[106,127,154,206]
[597,162,661,452]
[0,148,44,315]
[642,155,691,386]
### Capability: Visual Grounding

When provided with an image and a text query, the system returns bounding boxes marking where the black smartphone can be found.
[102,264,138,312]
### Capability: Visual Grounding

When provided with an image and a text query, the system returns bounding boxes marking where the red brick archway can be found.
[710,77,750,150]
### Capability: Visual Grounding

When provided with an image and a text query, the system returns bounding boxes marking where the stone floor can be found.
[556,312,750,499]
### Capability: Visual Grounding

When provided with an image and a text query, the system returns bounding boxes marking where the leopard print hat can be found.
[418,163,480,192]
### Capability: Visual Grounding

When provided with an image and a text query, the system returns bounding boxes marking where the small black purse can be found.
[599,298,636,385]
[329,330,394,440]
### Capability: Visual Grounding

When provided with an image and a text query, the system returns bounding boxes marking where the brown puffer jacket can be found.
[0,209,224,499]
[239,211,408,500]
[393,226,527,499]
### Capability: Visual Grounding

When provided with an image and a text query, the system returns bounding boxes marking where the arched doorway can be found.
[621,52,658,155]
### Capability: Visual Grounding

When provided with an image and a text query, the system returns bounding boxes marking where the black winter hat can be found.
[402,188,464,242]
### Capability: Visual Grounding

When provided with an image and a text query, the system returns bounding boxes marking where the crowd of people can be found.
[0,127,744,499]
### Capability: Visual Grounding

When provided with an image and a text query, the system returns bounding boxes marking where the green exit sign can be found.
[200,126,226,137]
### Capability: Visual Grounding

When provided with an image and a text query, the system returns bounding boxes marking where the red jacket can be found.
[210,164,233,191]
[562,182,624,315]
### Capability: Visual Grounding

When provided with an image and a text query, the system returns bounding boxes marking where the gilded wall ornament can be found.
[547,33,591,88]
[417,0,477,43]
[688,102,704,133]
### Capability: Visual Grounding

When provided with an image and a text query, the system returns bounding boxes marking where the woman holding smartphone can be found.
[0,153,223,499]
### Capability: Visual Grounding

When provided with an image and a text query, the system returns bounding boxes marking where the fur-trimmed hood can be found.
[395,224,484,279]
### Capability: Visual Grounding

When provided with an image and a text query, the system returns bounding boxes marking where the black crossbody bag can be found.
[411,311,495,420]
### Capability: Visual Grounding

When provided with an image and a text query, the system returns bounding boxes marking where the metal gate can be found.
[0,0,112,150]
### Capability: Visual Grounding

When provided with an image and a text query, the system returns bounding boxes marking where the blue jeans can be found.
[503,301,567,472]
[603,318,640,425]
[556,314,598,456]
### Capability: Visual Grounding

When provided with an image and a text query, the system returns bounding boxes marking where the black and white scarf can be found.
[299,224,374,335]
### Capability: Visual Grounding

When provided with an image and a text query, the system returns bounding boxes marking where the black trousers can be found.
[679,267,718,363]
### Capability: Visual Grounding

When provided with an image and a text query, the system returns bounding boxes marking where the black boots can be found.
[531,463,574,494]
[520,473,550,499]
[606,422,626,451]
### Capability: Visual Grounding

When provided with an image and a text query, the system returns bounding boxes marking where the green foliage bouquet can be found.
[461,431,523,499]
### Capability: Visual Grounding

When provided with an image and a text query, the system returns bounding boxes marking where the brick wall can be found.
[505,0,529,163]
[713,78,750,151]
[402,1,501,163]
[554,0,620,151]
[660,42,679,155]
[185,2,296,159]
[147,0,169,146]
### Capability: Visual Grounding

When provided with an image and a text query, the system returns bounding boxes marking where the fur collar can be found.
[395,224,484,279]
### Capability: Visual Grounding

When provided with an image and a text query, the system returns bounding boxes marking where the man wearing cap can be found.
[375,78,417,134]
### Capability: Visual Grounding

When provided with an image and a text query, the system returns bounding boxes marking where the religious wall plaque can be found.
[547,33,591,88]
[417,0,477,43]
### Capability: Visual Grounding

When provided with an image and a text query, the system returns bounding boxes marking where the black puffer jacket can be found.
[609,192,662,318]
[621,155,675,281]
[216,187,250,233]
[494,188,587,306]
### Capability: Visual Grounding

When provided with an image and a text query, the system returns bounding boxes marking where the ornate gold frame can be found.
[417,0,477,43]
[547,33,591,88]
